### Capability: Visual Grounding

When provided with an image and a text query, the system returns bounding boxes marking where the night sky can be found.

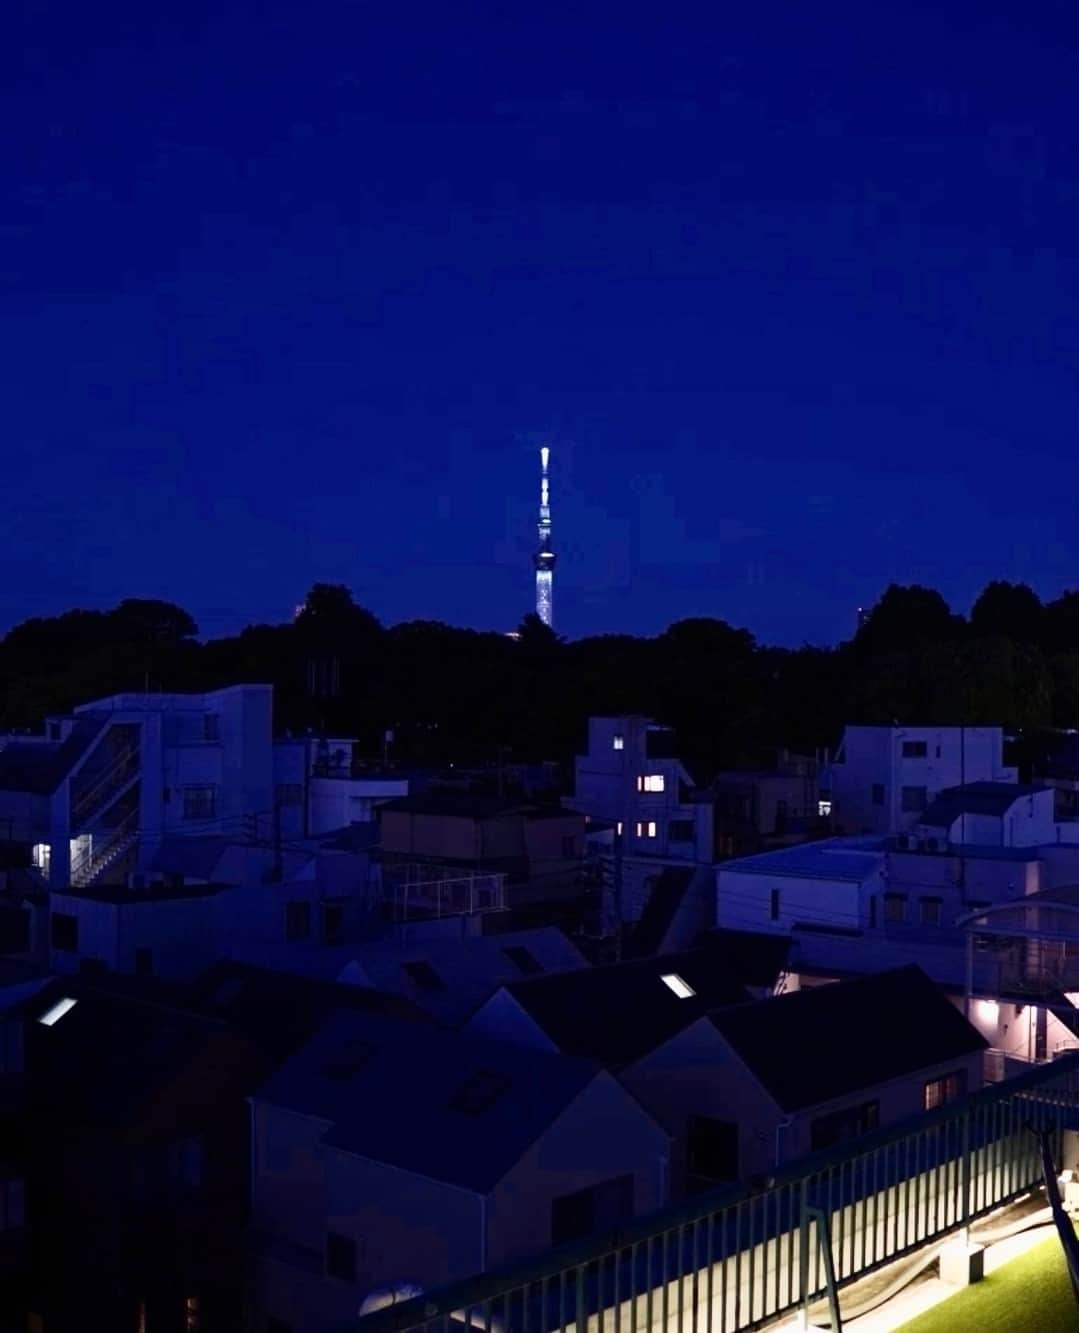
[5,1,1078,646]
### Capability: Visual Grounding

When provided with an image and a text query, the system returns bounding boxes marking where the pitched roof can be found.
[334,926,589,1025]
[254,1010,603,1192]
[918,782,1044,829]
[710,966,986,1113]
[499,949,751,1068]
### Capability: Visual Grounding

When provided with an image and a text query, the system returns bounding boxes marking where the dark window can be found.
[902,741,928,758]
[326,1232,357,1282]
[447,1070,512,1115]
[871,784,885,806]
[134,947,153,976]
[770,888,780,922]
[920,897,943,926]
[686,1116,738,1184]
[901,785,927,813]
[869,895,878,929]
[322,902,344,945]
[774,799,789,833]
[285,901,311,941]
[51,912,78,952]
[503,945,543,975]
[402,960,446,993]
[561,835,576,858]
[883,893,906,924]
[810,1101,880,1151]
[79,957,107,976]
[183,786,217,821]
[924,1070,967,1111]
[202,713,220,742]
[551,1174,634,1245]
[669,819,695,842]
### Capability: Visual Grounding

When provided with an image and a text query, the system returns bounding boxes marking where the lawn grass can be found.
[898,1234,1078,1332]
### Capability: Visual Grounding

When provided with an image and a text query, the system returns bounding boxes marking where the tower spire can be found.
[533,446,555,626]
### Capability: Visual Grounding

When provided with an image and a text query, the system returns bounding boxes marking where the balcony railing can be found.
[353,1053,1079,1333]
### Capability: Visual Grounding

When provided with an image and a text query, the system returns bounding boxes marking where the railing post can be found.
[960,1108,972,1245]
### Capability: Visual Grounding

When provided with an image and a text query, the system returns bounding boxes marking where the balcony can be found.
[381,865,506,922]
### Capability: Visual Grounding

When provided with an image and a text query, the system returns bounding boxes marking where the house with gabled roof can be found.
[248,1010,668,1333]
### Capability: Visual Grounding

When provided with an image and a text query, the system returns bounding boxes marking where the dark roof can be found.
[501,949,751,1068]
[55,881,227,904]
[378,792,576,821]
[710,966,986,1113]
[188,960,430,1050]
[696,929,791,989]
[255,1009,604,1192]
[0,715,107,795]
[26,984,255,1139]
[624,868,695,958]
[918,782,1044,829]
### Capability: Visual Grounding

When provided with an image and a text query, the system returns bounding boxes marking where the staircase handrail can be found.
[71,743,140,826]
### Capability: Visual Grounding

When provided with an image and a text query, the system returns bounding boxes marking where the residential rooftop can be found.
[918,783,1045,829]
[254,1009,608,1193]
[498,948,753,1068]
[710,965,986,1113]
[719,836,885,881]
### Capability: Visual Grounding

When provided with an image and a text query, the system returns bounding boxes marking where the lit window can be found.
[817,800,832,818]
[616,821,623,836]
[613,735,624,751]
[38,997,77,1027]
[661,973,695,999]
[637,774,665,793]
[648,821,657,838]
[635,821,657,839]
[924,1070,966,1111]
[31,844,51,874]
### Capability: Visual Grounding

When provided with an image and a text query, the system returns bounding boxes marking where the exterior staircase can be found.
[71,811,139,889]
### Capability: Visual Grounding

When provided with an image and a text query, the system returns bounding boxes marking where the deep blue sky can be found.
[5,1,1079,646]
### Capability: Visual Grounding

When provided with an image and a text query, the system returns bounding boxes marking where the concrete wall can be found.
[487,1072,669,1263]
[48,891,218,979]
[716,867,879,934]
[831,727,1015,836]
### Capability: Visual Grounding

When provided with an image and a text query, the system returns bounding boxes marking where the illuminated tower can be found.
[533,446,555,626]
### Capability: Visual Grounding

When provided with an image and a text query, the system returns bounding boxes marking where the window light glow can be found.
[616,822,623,836]
[818,799,832,817]
[613,735,624,751]
[976,1000,999,1023]
[38,997,77,1027]
[638,774,665,793]
[661,973,695,999]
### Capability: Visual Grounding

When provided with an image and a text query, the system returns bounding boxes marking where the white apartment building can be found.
[0,686,406,892]
[569,717,704,858]
[827,726,1018,836]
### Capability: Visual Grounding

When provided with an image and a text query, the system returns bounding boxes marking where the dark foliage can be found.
[3,582,1079,773]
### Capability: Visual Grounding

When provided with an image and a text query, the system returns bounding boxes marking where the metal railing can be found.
[70,810,139,888]
[353,1053,1079,1333]
[70,741,140,829]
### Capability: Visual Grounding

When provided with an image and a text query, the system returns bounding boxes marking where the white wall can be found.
[48,891,218,979]
[716,866,879,935]
[832,727,1016,836]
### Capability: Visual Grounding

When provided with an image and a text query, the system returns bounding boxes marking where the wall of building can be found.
[716,867,879,935]
[486,1073,669,1263]
[47,892,218,979]
[379,812,480,862]
[831,727,1016,836]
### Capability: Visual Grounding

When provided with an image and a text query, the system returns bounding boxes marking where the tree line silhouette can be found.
[2,580,1079,777]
